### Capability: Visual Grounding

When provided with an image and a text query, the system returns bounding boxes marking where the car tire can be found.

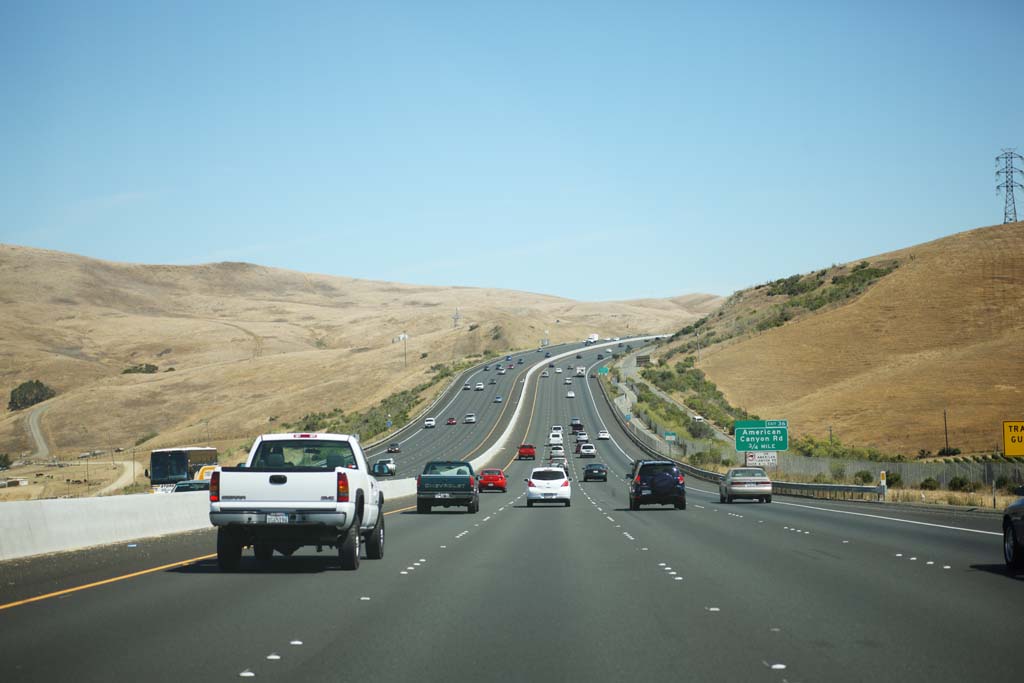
[726,495,733,504]
[629,500,639,511]
[501,488,507,493]
[676,499,686,510]
[766,496,772,503]
[338,521,361,571]
[365,511,385,560]
[254,542,273,562]
[1005,521,1024,571]
[527,500,534,508]
[469,498,479,514]
[216,528,242,572]
[719,492,725,503]
[565,500,571,507]
[417,501,430,514]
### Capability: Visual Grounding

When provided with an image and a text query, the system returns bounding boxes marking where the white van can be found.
[549,432,563,446]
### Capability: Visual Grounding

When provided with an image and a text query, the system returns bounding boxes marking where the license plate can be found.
[641,489,652,496]
[543,493,555,498]
[266,513,288,524]
[487,483,495,487]
[434,493,451,499]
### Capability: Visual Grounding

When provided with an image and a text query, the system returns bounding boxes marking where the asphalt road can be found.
[1,344,1021,682]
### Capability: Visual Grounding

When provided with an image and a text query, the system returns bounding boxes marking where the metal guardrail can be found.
[596,373,887,503]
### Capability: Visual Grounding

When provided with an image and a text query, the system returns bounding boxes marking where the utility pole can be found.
[943,408,950,454]
[829,425,833,456]
[996,148,1023,223]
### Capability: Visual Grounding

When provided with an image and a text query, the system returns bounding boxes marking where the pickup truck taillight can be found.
[209,471,220,503]
[337,472,350,502]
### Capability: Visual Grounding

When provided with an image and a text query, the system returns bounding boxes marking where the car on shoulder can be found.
[597,429,611,440]
[582,463,608,481]
[578,443,596,457]
[628,460,686,510]
[526,467,571,507]
[424,417,437,428]
[478,468,508,493]
[386,442,401,453]
[173,479,210,492]
[719,467,773,503]
[475,382,485,391]
[494,395,503,403]
[1003,485,1024,572]
[566,390,575,399]
[464,413,477,424]
[517,444,537,460]
[446,417,458,426]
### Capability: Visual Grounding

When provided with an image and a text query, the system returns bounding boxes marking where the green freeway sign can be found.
[664,431,677,442]
[598,366,609,375]
[734,420,788,452]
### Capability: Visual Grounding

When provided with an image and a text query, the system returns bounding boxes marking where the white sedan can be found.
[566,390,575,399]
[597,429,611,440]
[526,467,572,507]
[555,367,563,374]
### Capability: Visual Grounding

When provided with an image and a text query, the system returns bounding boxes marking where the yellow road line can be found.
[0,553,217,612]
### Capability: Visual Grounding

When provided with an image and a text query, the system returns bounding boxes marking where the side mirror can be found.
[144,469,150,479]
[1014,485,1024,496]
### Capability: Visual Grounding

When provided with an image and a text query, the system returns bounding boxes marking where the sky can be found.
[1,0,1021,301]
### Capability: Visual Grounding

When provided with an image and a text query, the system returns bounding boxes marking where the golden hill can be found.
[0,244,720,460]
[677,222,1024,455]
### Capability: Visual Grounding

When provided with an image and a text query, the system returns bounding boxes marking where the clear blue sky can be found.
[2,1,1021,301]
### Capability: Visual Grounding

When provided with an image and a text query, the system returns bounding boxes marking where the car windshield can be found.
[732,469,767,478]
[532,470,565,481]
[251,440,357,469]
[481,470,502,476]
[638,464,677,476]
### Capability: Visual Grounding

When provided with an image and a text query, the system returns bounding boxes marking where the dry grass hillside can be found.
[659,222,1023,455]
[0,244,720,466]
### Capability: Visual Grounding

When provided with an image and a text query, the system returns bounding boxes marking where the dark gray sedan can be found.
[1004,486,1024,572]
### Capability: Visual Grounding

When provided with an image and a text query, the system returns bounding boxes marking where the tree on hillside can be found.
[0,453,11,469]
[8,380,56,411]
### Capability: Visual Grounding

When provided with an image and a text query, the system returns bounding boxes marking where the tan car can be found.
[719,467,773,503]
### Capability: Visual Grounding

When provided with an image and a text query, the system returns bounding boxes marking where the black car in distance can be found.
[582,464,608,482]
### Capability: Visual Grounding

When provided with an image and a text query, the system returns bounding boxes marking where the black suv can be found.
[628,460,686,510]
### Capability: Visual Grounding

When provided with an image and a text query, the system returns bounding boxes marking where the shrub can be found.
[8,380,57,411]
[853,470,874,485]
[919,477,940,490]
[420,352,428,359]
[122,363,158,374]
[996,475,1009,490]
[918,449,932,458]
[0,453,10,469]
[937,446,961,456]
[947,476,969,491]
[885,471,903,488]
[829,462,846,481]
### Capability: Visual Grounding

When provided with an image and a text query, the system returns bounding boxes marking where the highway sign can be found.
[1004,421,1024,457]
[745,451,777,467]
[625,414,631,421]
[385,420,393,429]
[664,431,677,443]
[598,367,609,375]
[735,420,788,452]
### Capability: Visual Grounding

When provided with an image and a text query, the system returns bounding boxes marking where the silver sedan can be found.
[719,467,773,503]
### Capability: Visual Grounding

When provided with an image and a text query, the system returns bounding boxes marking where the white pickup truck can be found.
[209,432,384,571]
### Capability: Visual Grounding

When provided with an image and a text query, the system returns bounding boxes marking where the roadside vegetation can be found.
[640,355,758,433]
[122,363,158,374]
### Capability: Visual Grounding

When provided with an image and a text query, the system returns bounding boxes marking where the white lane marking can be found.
[659,562,666,566]
[419,558,426,562]
[413,562,421,566]
[706,607,720,612]
[360,597,371,601]
[290,641,303,646]
[910,557,917,561]
[768,663,786,671]
[842,540,849,544]
[674,576,683,581]
[483,516,491,521]
[267,653,281,660]
[440,545,447,549]
[641,547,649,551]
[694,505,705,509]
[607,516,615,522]
[772,500,1001,536]
[943,565,951,569]
[669,571,677,575]
[239,671,255,678]
[896,553,903,557]
[770,627,781,633]
[400,571,408,575]
[926,561,934,565]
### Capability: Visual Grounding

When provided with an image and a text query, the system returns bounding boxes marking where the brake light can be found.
[417,475,422,488]
[469,476,475,488]
[337,472,350,502]
[294,433,314,438]
[527,479,535,487]
[209,471,220,503]
[678,474,686,485]
[633,475,641,485]
[561,479,570,487]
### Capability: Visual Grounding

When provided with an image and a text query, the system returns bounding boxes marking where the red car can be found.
[446,417,457,426]
[478,468,507,493]
[517,444,536,460]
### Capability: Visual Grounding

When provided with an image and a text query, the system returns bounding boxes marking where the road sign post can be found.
[735,420,789,452]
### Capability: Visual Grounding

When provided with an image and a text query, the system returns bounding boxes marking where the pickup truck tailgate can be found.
[219,470,341,506]
[418,475,474,493]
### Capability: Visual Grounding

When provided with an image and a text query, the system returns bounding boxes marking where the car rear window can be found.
[252,440,357,469]
[532,470,566,481]
[732,469,767,478]
[481,469,502,476]
[423,462,473,475]
[638,463,677,476]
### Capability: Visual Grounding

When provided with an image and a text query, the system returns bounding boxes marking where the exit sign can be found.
[735,420,788,452]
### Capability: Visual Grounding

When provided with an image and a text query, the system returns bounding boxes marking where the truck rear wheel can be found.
[254,543,273,562]
[339,521,361,571]
[365,512,385,560]
[217,528,242,572]
[469,498,479,514]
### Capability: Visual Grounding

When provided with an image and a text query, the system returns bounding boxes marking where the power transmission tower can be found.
[996,148,1023,223]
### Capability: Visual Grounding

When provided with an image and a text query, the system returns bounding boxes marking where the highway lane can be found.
[2,343,1022,682]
